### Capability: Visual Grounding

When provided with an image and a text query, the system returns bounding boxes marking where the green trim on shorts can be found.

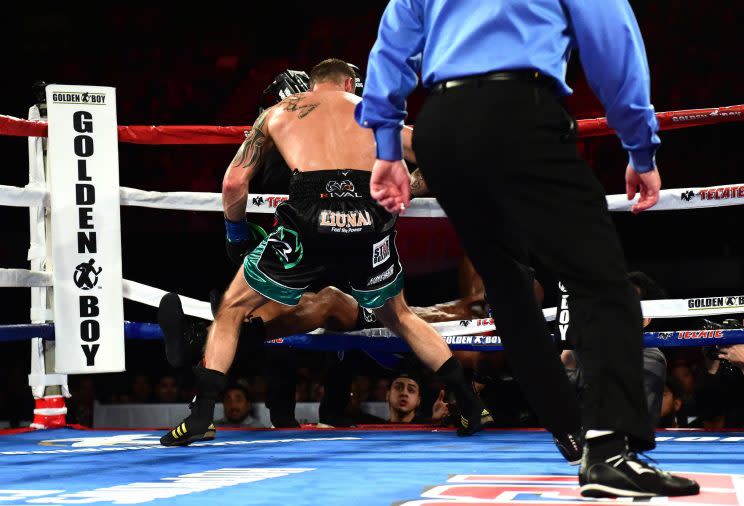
[351,272,404,309]
[272,226,303,269]
[243,239,304,306]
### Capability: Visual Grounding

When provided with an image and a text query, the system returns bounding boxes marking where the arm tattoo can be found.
[283,95,320,119]
[233,110,269,168]
[409,168,430,198]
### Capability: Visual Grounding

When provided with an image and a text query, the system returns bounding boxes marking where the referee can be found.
[356,0,699,498]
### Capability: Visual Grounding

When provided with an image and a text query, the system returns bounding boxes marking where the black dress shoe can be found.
[579,451,700,497]
[553,431,583,465]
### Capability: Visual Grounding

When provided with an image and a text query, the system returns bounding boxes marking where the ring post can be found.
[27,83,69,428]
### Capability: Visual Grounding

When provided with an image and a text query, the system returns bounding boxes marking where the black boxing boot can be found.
[436,357,493,436]
[160,366,226,447]
[158,292,209,368]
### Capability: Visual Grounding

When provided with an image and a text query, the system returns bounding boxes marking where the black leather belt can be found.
[430,70,551,94]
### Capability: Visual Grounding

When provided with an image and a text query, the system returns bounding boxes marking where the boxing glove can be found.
[224,217,267,266]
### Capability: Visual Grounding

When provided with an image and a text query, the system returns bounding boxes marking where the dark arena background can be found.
[0,3,743,505]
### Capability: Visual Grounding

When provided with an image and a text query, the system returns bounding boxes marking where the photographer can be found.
[697,319,744,428]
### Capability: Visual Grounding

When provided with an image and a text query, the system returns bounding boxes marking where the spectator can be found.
[669,359,698,425]
[658,377,684,428]
[670,360,696,398]
[179,378,196,404]
[309,380,325,402]
[370,378,391,402]
[250,376,267,403]
[295,378,311,403]
[129,372,155,404]
[67,376,97,427]
[386,372,449,425]
[387,372,423,423]
[354,376,372,403]
[156,375,180,403]
[215,383,264,428]
[344,376,385,424]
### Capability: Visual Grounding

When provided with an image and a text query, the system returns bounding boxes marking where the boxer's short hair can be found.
[309,58,356,88]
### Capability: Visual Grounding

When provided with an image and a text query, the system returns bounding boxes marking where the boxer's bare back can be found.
[224,80,415,220]
[265,90,376,172]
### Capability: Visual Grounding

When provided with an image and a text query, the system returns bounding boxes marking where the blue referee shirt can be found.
[354,0,660,172]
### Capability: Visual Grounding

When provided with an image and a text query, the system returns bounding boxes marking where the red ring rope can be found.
[1,104,742,145]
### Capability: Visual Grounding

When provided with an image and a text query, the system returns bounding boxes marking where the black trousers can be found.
[413,80,653,450]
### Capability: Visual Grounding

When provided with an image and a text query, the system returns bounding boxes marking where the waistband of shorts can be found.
[288,169,371,199]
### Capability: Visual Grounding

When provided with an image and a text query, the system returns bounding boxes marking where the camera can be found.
[701,318,743,374]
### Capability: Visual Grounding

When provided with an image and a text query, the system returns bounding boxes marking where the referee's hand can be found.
[371,159,411,214]
[625,164,661,214]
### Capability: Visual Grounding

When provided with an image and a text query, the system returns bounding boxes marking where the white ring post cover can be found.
[46,85,125,374]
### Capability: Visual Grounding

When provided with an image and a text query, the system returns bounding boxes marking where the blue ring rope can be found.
[0,322,742,351]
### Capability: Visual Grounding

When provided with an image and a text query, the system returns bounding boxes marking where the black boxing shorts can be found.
[243,169,403,308]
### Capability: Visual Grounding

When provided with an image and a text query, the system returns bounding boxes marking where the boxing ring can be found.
[0,96,743,505]
[1,427,743,505]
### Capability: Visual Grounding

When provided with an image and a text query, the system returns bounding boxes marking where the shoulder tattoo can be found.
[283,95,320,119]
[233,109,269,168]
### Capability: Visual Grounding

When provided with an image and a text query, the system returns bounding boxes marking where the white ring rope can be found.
[2,158,742,335]
[1,183,744,215]
[2,268,741,333]
[123,279,213,321]
[0,183,49,208]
